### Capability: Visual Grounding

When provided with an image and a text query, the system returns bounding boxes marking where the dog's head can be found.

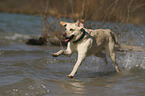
[60,20,85,42]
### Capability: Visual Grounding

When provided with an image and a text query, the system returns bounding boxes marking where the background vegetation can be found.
[0,0,145,25]
[0,0,145,46]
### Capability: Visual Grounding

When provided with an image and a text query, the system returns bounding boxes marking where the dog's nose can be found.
[63,32,66,37]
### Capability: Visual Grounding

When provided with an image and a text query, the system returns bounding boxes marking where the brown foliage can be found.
[1,0,145,46]
[0,0,145,25]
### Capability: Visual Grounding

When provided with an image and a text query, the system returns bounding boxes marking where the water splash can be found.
[118,51,145,70]
[4,33,31,40]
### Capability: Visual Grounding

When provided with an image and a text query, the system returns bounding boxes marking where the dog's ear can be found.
[60,21,67,26]
[76,20,85,27]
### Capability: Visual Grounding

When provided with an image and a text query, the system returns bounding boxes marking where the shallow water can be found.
[0,12,145,96]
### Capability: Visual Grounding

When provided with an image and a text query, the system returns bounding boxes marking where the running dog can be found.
[52,20,120,78]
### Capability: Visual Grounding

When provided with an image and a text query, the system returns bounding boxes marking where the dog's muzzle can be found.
[63,32,74,42]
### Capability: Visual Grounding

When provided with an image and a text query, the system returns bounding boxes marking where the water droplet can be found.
[136,65,139,67]
[28,85,34,89]
[47,89,50,93]
[41,84,46,88]
[13,89,18,92]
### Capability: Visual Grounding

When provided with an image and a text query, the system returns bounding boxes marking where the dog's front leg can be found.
[52,42,73,57]
[67,53,86,78]
[52,50,64,57]
[52,49,72,57]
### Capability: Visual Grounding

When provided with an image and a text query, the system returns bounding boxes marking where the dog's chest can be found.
[76,38,93,49]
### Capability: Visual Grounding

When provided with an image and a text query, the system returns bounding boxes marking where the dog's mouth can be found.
[63,28,86,43]
[64,35,75,42]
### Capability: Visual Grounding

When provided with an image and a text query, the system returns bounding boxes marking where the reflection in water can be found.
[61,74,120,95]
[69,81,85,94]
[61,79,86,95]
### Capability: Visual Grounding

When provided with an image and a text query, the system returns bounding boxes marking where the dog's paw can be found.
[52,53,58,57]
[67,75,74,78]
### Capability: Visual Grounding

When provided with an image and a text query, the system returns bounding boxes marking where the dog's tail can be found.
[110,31,118,44]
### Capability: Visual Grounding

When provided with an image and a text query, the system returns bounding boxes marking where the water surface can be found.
[0,13,145,96]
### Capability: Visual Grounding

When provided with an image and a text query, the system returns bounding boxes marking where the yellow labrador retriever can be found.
[52,20,120,78]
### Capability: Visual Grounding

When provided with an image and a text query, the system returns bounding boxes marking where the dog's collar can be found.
[73,28,86,44]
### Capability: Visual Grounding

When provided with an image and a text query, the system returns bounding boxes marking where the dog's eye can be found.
[70,29,74,31]
[64,24,67,27]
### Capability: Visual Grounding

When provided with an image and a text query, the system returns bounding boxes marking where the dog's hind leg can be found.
[105,41,120,73]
